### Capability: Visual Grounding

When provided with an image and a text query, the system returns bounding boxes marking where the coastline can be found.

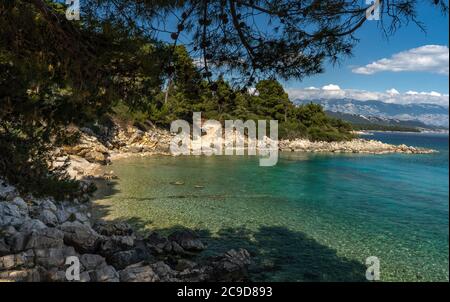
[0,123,440,282]
[63,122,437,180]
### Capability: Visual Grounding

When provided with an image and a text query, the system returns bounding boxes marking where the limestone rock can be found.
[0,202,27,228]
[25,228,65,250]
[84,150,108,164]
[58,221,102,253]
[168,230,206,251]
[0,250,35,270]
[19,219,47,234]
[34,246,78,269]
[38,209,59,227]
[93,221,134,237]
[11,197,28,214]
[119,263,159,282]
[98,235,135,256]
[0,237,10,256]
[92,265,119,282]
[108,249,144,270]
[150,261,178,282]
[80,254,107,271]
[0,179,17,201]
[0,267,43,282]
[208,249,251,282]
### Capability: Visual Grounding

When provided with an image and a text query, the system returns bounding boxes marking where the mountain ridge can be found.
[293,98,449,128]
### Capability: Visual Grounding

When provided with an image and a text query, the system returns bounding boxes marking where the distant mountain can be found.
[326,111,436,132]
[293,98,449,128]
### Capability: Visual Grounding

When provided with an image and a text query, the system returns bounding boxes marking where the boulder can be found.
[98,235,135,256]
[38,209,59,227]
[175,259,197,272]
[119,263,160,282]
[55,208,71,224]
[39,199,57,213]
[0,267,43,282]
[19,219,47,233]
[145,232,168,246]
[207,249,251,282]
[25,228,65,250]
[0,179,17,201]
[0,237,10,256]
[7,232,28,253]
[93,221,134,237]
[84,150,108,164]
[108,249,144,270]
[58,221,102,253]
[168,230,206,251]
[150,261,178,282]
[34,246,78,269]
[0,202,27,228]
[80,253,107,271]
[0,250,35,270]
[44,268,91,282]
[11,197,28,214]
[71,212,90,225]
[91,265,120,282]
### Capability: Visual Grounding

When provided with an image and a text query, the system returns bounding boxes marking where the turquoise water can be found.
[94,132,449,281]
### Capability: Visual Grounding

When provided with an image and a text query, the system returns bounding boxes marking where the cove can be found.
[93,132,449,282]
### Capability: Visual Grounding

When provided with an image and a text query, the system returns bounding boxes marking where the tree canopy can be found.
[0,0,447,196]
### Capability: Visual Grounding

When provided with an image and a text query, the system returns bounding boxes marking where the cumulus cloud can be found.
[322,84,341,90]
[286,84,449,107]
[386,88,400,95]
[352,45,449,75]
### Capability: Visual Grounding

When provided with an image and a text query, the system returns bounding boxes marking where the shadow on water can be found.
[92,180,367,282]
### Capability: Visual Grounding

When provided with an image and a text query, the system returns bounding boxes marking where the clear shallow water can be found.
[94,132,449,281]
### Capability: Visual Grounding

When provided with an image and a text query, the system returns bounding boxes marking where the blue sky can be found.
[156,2,449,105]
[284,2,449,105]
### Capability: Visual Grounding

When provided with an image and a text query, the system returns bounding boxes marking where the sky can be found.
[284,2,449,106]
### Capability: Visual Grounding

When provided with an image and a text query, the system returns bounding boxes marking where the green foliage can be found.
[0,1,165,197]
[352,124,421,132]
[0,0,358,199]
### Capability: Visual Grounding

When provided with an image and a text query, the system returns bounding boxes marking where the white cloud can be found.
[322,84,341,90]
[386,88,400,95]
[352,45,449,75]
[286,85,449,107]
[406,90,419,95]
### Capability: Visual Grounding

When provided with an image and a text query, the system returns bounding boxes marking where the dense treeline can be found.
[0,0,445,197]
[113,46,354,142]
[352,124,421,133]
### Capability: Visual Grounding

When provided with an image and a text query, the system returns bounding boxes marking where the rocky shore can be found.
[0,178,251,282]
[1,121,437,282]
[59,121,436,180]
[279,138,436,154]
